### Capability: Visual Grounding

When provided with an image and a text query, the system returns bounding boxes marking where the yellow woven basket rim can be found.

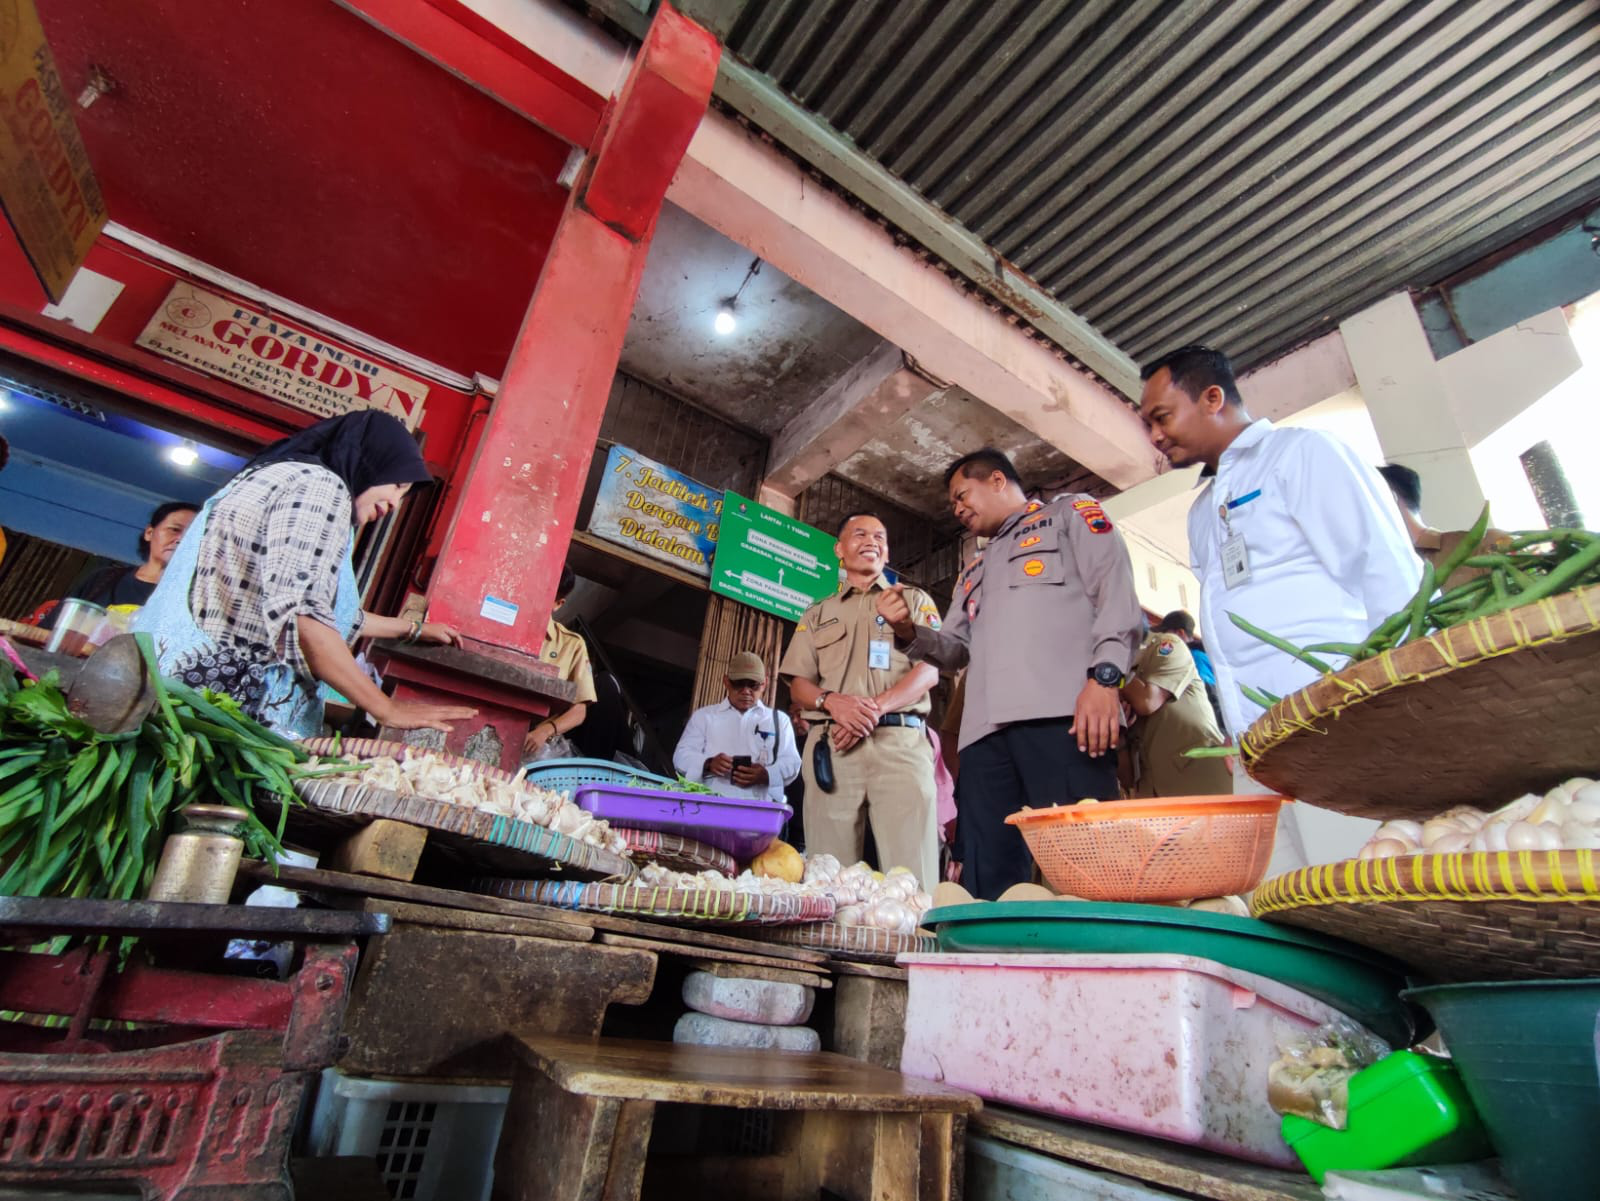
[1240,582,1600,766]
[1251,849,1600,916]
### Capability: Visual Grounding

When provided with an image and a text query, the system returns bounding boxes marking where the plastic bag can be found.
[528,733,579,762]
[1267,1018,1390,1130]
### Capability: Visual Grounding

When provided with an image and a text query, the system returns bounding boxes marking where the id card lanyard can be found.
[1219,487,1260,589]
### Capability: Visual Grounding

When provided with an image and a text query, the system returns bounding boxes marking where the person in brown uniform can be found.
[1122,630,1232,797]
[878,448,1144,899]
[780,513,942,889]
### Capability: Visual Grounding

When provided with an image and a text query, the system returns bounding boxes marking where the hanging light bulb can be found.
[712,258,761,338]
[169,441,198,467]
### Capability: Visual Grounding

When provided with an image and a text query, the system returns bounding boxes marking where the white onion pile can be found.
[324,751,629,856]
[1358,776,1600,859]
[802,856,933,936]
[626,856,934,934]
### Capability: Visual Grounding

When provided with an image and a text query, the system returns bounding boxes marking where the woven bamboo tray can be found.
[290,779,635,881]
[472,877,835,926]
[614,828,737,876]
[750,921,938,963]
[1240,583,1600,819]
[299,736,527,785]
[1251,849,1600,982]
[0,619,49,647]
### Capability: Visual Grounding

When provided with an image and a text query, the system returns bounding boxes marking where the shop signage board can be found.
[136,282,431,429]
[0,0,108,302]
[710,492,839,622]
[589,444,721,576]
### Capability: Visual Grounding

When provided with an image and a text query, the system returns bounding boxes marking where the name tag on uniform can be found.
[1222,534,1251,588]
[868,638,892,670]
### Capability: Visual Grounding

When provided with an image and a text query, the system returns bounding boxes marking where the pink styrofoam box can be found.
[899,952,1374,1168]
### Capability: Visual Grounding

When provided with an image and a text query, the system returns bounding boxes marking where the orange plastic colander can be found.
[1004,795,1285,902]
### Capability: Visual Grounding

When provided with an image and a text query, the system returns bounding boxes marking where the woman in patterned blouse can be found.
[136,411,476,738]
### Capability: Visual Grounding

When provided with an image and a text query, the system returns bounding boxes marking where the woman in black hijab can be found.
[135,411,475,738]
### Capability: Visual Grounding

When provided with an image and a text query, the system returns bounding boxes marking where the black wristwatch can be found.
[1087,662,1125,689]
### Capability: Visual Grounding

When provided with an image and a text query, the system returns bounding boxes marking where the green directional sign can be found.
[709,493,840,622]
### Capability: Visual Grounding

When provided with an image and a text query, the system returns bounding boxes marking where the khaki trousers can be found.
[800,723,938,891]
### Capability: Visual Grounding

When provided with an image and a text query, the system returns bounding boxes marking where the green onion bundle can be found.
[0,637,308,900]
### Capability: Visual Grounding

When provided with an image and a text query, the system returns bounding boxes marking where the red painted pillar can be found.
[426,4,719,654]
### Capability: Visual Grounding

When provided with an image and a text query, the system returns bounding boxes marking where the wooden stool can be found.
[495,1035,981,1201]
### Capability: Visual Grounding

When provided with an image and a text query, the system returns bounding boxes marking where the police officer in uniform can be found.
[878,448,1143,900]
[780,513,942,889]
[1123,630,1232,797]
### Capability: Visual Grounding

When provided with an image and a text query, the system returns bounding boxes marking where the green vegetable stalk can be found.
[0,636,310,902]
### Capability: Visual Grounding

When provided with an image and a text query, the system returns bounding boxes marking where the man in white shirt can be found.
[672,652,801,803]
[1139,346,1423,866]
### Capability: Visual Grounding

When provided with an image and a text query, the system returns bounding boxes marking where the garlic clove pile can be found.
[1357,775,1600,859]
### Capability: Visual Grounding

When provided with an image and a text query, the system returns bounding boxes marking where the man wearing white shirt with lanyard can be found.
[1139,346,1423,869]
[673,652,801,803]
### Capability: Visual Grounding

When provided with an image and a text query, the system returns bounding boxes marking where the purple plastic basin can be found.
[573,784,791,861]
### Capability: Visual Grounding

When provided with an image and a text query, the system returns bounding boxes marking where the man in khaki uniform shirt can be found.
[524,566,597,756]
[880,448,1143,899]
[1123,631,1231,797]
[780,513,942,889]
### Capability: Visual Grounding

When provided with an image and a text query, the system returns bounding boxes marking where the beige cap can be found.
[727,651,766,683]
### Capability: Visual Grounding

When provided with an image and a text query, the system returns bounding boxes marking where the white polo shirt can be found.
[671,698,801,803]
[1188,419,1424,738]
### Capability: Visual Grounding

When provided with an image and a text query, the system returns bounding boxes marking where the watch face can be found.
[1093,663,1122,686]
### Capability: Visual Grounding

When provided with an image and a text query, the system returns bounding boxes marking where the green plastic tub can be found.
[924,901,1418,1047]
[1280,1050,1491,1182]
[1404,979,1600,1201]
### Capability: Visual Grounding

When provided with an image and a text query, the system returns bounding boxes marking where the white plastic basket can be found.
[306,1069,509,1201]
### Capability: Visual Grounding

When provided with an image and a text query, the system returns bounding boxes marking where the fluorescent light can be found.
[169,442,198,467]
[714,305,736,335]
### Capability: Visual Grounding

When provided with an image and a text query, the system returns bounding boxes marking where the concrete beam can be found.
[1236,330,1357,422]
[672,118,1161,489]
[459,0,1162,491]
[764,341,943,498]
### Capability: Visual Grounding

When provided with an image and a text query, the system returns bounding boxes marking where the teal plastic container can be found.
[1404,979,1600,1201]
[924,900,1418,1047]
[1280,1050,1491,1182]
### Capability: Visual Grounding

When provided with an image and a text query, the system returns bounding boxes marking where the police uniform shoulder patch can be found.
[1157,639,1174,656]
[1073,498,1113,534]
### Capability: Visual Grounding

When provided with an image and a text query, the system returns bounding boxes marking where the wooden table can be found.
[495,1035,981,1201]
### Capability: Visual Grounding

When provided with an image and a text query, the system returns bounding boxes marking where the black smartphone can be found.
[730,755,753,770]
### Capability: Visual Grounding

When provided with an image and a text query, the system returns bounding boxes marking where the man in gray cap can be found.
[673,651,800,803]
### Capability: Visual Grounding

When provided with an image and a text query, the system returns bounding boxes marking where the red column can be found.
[427,4,718,654]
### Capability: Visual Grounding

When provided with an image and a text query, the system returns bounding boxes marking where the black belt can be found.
[817,714,924,729]
[876,714,924,729]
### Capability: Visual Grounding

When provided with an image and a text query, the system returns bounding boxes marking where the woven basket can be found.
[614,828,738,876]
[1240,584,1600,820]
[1006,797,1283,902]
[472,877,835,926]
[1251,849,1600,982]
[291,778,635,881]
[751,921,938,963]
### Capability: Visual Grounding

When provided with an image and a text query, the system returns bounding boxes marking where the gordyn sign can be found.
[137,282,430,428]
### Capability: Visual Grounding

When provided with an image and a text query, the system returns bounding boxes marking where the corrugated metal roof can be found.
[713,0,1600,370]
